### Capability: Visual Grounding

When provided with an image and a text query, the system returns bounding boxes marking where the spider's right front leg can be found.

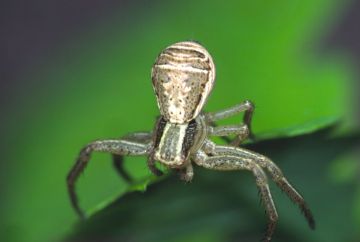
[67,138,152,219]
[193,151,278,242]
[206,143,315,230]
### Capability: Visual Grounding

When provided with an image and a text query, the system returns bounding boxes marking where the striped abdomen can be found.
[151,41,215,124]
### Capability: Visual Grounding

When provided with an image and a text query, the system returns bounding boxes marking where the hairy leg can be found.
[112,132,153,182]
[67,138,152,219]
[203,140,315,229]
[112,155,132,182]
[147,155,164,176]
[204,100,255,143]
[193,151,278,242]
[208,124,249,144]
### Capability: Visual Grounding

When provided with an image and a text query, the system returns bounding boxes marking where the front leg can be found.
[112,132,153,182]
[203,140,315,230]
[67,138,152,219]
[193,151,278,242]
[205,100,255,144]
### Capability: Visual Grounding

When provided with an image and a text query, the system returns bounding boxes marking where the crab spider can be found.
[67,41,315,241]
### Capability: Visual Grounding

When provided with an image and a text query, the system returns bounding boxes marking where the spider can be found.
[67,41,315,241]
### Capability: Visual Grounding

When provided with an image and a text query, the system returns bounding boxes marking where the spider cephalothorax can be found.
[67,41,315,242]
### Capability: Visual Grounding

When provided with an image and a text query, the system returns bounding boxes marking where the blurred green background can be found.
[1,0,360,241]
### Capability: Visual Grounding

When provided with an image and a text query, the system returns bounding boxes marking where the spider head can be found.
[151,41,215,124]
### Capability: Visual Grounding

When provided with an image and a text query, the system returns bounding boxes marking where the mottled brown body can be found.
[67,41,315,242]
[151,41,215,124]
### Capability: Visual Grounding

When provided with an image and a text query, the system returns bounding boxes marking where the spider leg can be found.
[193,151,278,242]
[112,132,153,182]
[147,155,164,176]
[204,100,255,144]
[208,124,249,144]
[67,138,152,219]
[177,163,194,182]
[112,155,132,182]
[203,141,315,230]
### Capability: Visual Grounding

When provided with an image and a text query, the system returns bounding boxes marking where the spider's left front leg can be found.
[193,151,278,242]
[67,138,152,219]
[112,132,153,182]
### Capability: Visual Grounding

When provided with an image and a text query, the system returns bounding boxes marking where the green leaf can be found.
[86,174,169,218]
[254,115,340,141]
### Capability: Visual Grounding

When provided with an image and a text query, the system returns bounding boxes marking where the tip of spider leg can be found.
[148,165,164,176]
[261,221,276,242]
[261,228,272,242]
[299,206,316,230]
[277,178,315,230]
[302,205,316,230]
[177,170,193,183]
[310,220,316,230]
[181,177,193,183]
[150,169,163,177]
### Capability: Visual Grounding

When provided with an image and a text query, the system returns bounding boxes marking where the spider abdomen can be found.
[151,41,215,124]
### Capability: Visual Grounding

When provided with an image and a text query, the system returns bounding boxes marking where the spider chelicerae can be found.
[67,41,315,241]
